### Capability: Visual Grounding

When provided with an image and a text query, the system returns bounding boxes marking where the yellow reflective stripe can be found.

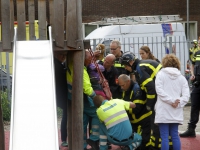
[131,111,152,123]
[104,110,127,123]
[151,135,155,141]
[139,63,162,79]
[122,91,125,99]
[100,135,107,139]
[141,78,152,88]
[92,125,99,129]
[152,64,162,78]
[196,57,200,61]
[137,125,142,135]
[130,90,133,99]
[107,117,129,129]
[114,63,124,67]
[133,99,147,104]
[147,94,155,99]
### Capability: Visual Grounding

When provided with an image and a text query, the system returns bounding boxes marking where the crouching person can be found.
[93,95,142,150]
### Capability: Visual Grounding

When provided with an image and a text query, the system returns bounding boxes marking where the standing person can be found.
[93,95,142,150]
[101,54,120,98]
[110,40,129,75]
[119,52,164,150]
[189,39,199,64]
[118,74,152,150]
[54,52,68,148]
[155,54,190,150]
[180,49,200,137]
[66,51,99,150]
[139,46,160,63]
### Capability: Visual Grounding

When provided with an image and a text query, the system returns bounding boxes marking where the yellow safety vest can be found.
[97,99,130,129]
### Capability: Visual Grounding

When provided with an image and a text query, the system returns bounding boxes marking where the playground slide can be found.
[9,27,59,150]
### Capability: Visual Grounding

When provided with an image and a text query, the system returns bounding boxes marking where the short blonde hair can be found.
[162,54,181,70]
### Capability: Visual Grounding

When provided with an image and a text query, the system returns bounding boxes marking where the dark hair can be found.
[140,46,158,61]
[162,54,181,70]
[93,95,105,108]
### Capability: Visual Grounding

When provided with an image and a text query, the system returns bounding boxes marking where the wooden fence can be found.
[0,0,84,52]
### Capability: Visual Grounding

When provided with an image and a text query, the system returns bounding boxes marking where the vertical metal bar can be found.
[0,87,5,150]
[169,36,172,54]
[187,0,190,50]
[6,52,11,102]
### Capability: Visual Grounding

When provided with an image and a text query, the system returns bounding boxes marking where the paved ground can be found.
[4,106,200,150]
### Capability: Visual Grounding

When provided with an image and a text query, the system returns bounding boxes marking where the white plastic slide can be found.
[9,27,59,150]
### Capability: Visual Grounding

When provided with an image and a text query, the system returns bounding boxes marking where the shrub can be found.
[1,91,11,121]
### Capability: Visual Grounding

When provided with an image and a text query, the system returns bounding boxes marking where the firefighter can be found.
[180,49,200,137]
[118,74,152,150]
[66,51,99,150]
[119,52,173,150]
[93,95,142,150]
[189,39,199,64]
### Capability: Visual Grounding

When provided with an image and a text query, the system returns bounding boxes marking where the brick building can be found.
[82,0,200,40]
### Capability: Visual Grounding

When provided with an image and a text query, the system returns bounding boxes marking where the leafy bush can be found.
[1,91,11,121]
[57,107,63,118]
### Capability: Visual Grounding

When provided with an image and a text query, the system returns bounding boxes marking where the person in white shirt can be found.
[154,54,190,150]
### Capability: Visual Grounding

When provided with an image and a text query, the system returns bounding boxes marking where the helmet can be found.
[192,39,198,45]
[119,52,135,66]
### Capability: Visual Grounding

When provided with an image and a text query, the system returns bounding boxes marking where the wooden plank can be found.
[28,0,35,40]
[10,0,14,42]
[49,0,54,40]
[1,0,11,50]
[54,0,64,48]
[38,0,46,40]
[66,0,83,49]
[17,0,26,41]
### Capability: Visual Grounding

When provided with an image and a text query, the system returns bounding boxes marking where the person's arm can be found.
[155,71,174,104]
[83,68,96,98]
[190,64,195,80]
[129,102,136,108]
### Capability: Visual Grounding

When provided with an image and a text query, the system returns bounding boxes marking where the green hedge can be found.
[1,91,11,121]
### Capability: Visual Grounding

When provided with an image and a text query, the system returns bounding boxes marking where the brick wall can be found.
[82,0,200,36]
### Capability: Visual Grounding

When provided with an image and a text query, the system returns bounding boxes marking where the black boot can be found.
[86,139,99,150]
[179,128,196,137]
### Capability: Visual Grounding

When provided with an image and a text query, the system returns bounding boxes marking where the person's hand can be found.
[94,50,101,57]
[190,75,195,81]
[171,99,180,108]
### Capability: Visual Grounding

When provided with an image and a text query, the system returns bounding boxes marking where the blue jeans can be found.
[158,123,180,150]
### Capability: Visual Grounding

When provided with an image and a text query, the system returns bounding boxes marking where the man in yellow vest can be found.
[92,95,142,150]
[189,39,199,64]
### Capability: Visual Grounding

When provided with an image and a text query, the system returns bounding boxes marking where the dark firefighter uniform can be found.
[188,50,200,131]
[115,56,129,75]
[130,59,174,149]
[122,80,152,150]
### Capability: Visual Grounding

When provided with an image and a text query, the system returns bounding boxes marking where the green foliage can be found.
[57,107,63,118]
[1,91,11,121]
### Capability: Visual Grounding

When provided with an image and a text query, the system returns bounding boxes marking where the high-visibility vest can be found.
[97,99,130,129]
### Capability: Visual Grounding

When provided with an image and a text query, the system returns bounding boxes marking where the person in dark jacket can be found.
[54,52,68,147]
[120,52,172,150]
[100,54,120,98]
[118,74,152,150]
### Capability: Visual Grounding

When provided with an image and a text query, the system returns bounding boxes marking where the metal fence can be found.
[89,36,190,75]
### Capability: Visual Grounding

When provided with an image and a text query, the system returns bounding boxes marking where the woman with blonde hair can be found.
[139,46,160,62]
[155,54,190,150]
